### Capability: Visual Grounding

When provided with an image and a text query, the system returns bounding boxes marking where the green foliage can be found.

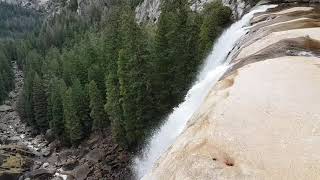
[152,0,202,117]
[10,0,232,150]
[0,74,6,103]
[103,6,127,146]
[88,65,106,100]
[0,49,14,103]
[22,69,35,126]
[117,7,156,148]
[63,88,83,145]
[198,2,232,59]
[68,0,78,12]
[32,73,49,131]
[71,79,91,135]
[48,78,66,138]
[89,80,108,131]
[0,2,43,40]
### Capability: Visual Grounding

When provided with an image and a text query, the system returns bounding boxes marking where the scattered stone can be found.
[71,163,90,180]
[1,63,133,179]
[44,129,55,143]
[41,148,51,157]
[85,148,104,163]
[28,168,55,179]
[51,176,63,180]
[0,105,13,112]
[42,162,49,169]
[48,140,61,151]
[47,153,58,166]
[61,159,78,171]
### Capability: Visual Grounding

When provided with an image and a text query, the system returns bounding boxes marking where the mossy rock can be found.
[2,154,25,169]
[0,146,34,180]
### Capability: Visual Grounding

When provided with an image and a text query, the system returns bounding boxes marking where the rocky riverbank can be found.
[0,62,49,180]
[0,63,133,180]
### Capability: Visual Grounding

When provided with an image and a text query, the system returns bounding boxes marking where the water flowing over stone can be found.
[137,3,320,180]
[133,4,277,179]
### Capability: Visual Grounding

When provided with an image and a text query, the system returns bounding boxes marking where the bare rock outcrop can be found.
[135,0,251,24]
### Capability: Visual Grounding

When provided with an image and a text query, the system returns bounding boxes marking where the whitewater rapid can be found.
[133,4,277,179]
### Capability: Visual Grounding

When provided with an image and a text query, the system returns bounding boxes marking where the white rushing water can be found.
[133,4,277,179]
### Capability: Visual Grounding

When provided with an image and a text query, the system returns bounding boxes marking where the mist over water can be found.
[133,4,277,179]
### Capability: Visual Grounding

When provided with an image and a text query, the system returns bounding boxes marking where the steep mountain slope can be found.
[143,3,320,180]
[0,0,50,10]
[136,0,250,23]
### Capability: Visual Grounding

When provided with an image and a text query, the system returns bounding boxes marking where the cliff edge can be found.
[144,3,320,180]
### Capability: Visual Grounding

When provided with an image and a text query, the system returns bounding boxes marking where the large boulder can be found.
[71,163,90,180]
[0,148,32,180]
[0,105,13,112]
[44,129,55,143]
[85,149,105,163]
[27,168,55,179]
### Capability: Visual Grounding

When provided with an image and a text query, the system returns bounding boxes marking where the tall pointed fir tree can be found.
[88,65,106,100]
[0,74,6,103]
[117,6,155,148]
[63,88,83,145]
[103,6,127,146]
[153,0,200,115]
[23,69,35,126]
[71,79,91,136]
[32,73,49,131]
[89,80,108,132]
[48,78,66,138]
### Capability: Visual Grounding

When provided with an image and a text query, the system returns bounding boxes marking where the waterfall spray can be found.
[133,4,277,179]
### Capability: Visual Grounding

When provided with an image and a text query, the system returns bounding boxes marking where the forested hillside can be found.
[0,2,43,39]
[0,2,42,103]
[0,46,14,103]
[8,0,232,150]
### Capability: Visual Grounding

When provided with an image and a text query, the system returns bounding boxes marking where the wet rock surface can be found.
[143,3,320,180]
[0,63,133,180]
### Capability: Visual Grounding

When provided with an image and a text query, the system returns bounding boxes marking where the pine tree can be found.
[198,2,232,59]
[32,73,49,131]
[88,65,106,100]
[63,88,83,145]
[68,0,78,12]
[117,6,155,148]
[71,79,91,135]
[49,78,66,138]
[89,80,108,132]
[25,50,43,75]
[153,0,189,113]
[0,74,6,103]
[0,50,14,93]
[103,7,127,146]
[23,70,35,126]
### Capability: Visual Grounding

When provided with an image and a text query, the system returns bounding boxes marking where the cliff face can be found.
[144,3,320,180]
[0,0,50,11]
[135,0,250,23]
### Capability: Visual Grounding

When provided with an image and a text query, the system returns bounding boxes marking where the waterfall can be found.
[133,4,277,179]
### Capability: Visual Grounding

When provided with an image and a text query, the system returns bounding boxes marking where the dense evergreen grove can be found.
[0,46,14,103]
[10,0,232,150]
[0,2,43,39]
[0,3,43,104]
